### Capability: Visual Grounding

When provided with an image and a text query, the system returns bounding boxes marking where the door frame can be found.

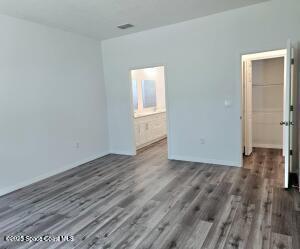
[238,48,287,168]
[128,64,171,156]
[243,59,253,156]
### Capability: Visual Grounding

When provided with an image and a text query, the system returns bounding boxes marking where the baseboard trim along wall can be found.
[168,154,241,167]
[1,151,241,196]
[0,152,109,197]
[253,143,283,149]
[109,150,136,156]
[137,136,167,150]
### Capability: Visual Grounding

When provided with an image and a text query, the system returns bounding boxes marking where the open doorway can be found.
[130,66,168,153]
[241,47,296,189]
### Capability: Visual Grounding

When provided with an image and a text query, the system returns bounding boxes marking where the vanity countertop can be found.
[134,109,166,118]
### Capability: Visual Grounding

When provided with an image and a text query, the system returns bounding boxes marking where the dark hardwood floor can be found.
[0,141,299,249]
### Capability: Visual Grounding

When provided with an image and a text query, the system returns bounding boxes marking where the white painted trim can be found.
[169,154,241,167]
[253,143,283,149]
[109,150,136,156]
[136,136,167,150]
[0,152,109,197]
[242,49,286,61]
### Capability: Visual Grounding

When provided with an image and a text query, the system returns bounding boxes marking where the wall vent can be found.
[117,24,134,30]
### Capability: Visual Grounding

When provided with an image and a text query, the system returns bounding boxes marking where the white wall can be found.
[0,14,109,195]
[252,57,284,148]
[102,0,300,166]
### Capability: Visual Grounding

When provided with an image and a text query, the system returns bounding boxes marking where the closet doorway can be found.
[241,42,296,189]
[130,66,168,153]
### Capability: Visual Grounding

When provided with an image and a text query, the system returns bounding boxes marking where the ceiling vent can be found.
[117,24,134,30]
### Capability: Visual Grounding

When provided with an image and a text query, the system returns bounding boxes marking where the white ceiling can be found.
[0,0,268,40]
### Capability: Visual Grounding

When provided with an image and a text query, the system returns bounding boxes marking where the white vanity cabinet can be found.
[134,112,167,149]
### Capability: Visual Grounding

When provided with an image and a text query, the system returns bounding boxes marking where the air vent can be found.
[117,24,134,30]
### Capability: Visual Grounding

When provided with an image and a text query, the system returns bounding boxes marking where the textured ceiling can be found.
[0,0,268,40]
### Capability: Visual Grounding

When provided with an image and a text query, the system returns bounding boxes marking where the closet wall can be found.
[252,57,284,149]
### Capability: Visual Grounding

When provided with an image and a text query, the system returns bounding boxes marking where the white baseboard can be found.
[137,136,167,150]
[109,150,135,156]
[0,151,109,197]
[253,143,282,149]
[109,146,136,156]
[168,154,241,167]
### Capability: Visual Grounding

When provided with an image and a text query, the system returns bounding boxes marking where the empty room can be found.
[0,0,299,249]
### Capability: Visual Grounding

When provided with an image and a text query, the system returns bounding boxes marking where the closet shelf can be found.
[252,82,283,86]
[253,110,283,113]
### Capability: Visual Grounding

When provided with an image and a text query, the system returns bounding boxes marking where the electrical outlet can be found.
[76,142,80,149]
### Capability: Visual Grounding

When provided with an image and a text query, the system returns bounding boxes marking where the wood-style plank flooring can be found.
[0,141,299,249]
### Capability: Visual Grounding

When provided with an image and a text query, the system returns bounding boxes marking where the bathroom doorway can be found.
[130,66,168,153]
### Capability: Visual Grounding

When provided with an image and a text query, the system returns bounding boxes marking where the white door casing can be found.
[244,60,253,156]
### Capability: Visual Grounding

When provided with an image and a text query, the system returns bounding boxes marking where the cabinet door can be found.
[134,112,167,148]
[135,123,141,147]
